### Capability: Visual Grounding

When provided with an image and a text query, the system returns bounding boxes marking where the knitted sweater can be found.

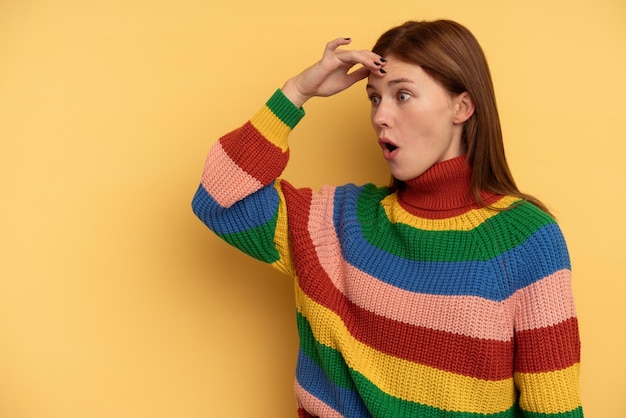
[192,89,583,417]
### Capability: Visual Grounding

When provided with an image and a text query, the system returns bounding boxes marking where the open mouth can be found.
[378,137,399,159]
[385,143,398,152]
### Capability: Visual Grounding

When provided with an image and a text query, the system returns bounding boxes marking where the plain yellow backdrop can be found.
[1,0,624,416]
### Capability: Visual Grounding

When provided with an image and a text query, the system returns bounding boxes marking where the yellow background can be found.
[1,0,624,416]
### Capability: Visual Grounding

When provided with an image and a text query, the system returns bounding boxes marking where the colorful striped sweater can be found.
[192,89,583,417]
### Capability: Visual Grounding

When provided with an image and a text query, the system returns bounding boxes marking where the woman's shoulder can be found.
[492,196,569,259]
[493,196,559,231]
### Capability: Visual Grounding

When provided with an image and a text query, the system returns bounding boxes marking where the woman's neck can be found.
[397,155,499,219]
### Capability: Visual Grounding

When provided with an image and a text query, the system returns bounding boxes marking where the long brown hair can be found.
[372,20,551,215]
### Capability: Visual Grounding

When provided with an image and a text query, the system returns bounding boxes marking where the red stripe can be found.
[399,189,504,219]
[515,317,581,373]
[282,183,514,381]
[220,122,289,185]
[344,298,514,380]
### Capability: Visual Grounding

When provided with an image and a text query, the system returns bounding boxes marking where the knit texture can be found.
[192,89,583,417]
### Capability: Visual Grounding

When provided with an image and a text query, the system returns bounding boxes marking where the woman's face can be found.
[366,57,471,181]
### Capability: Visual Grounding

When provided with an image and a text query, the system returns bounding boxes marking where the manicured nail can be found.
[380,58,387,63]
[374,62,381,66]
[344,37,351,40]
[379,68,386,74]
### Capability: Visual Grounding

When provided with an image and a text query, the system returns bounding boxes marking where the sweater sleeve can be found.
[511,211,584,417]
[191,89,305,275]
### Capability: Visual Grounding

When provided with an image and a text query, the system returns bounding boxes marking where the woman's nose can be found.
[372,101,391,128]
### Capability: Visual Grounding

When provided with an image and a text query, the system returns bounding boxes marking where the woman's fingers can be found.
[344,65,372,85]
[281,39,386,107]
[325,37,385,70]
[324,37,354,55]
[334,47,387,76]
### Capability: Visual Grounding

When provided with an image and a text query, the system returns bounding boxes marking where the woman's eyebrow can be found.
[387,77,415,85]
[366,77,415,90]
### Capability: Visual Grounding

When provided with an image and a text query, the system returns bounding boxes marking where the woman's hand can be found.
[281,38,386,108]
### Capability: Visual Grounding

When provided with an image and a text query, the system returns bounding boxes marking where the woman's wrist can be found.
[281,78,309,109]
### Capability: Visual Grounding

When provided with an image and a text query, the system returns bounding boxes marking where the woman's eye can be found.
[398,92,411,102]
[369,95,381,105]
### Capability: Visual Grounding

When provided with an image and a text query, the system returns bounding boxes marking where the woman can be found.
[192,20,583,417]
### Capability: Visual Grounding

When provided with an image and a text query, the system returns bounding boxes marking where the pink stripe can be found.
[201,141,263,207]
[307,187,575,341]
[294,380,343,418]
[514,269,577,331]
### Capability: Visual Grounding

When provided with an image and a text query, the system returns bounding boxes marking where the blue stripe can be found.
[296,349,372,418]
[191,182,279,235]
[332,185,570,301]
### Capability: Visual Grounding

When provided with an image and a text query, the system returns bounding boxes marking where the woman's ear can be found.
[453,92,475,124]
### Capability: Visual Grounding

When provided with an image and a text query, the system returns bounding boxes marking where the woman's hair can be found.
[372,20,551,215]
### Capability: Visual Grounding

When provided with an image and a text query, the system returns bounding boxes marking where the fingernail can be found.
[344,37,351,40]
[379,68,386,74]
[374,62,381,66]
[380,58,387,63]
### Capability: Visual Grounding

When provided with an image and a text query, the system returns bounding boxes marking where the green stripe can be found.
[296,312,519,417]
[521,407,584,418]
[356,187,555,262]
[218,215,280,264]
[297,311,356,390]
[266,89,305,129]
[352,371,518,417]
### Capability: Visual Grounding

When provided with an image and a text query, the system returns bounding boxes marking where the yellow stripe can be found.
[381,194,521,231]
[295,283,516,414]
[250,104,291,152]
[514,364,582,414]
[270,180,295,276]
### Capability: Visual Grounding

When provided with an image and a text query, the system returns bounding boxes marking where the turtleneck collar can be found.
[397,155,499,219]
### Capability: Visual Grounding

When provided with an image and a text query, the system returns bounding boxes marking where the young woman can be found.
[192,20,583,418]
